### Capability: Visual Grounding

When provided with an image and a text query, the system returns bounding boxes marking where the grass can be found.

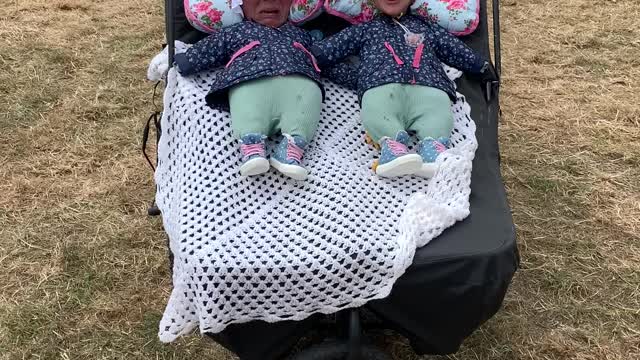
[0,0,638,359]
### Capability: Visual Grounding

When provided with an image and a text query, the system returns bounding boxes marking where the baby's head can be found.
[374,0,411,17]
[242,0,292,28]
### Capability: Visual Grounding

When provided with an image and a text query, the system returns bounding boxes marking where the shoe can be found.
[270,134,309,180]
[414,137,450,178]
[239,133,270,176]
[375,131,423,178]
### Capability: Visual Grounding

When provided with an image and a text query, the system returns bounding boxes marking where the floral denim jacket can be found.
[311,14,487,102]
[174,21,324,110]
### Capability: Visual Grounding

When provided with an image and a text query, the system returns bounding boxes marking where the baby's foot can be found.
[375,131,422,178]
[239,133,270,176]
[414,137,450,178]
[270,134,308,180]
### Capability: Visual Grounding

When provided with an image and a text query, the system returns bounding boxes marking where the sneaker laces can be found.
[286,140,304,163]
[433,140,447,153]
[241,143,265,160]
[387,139,409,156]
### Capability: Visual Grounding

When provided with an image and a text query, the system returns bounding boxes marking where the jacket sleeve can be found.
[173,29,234,76]
[424,22,487,74]
[310,24,366,67]
[324,60,359,90]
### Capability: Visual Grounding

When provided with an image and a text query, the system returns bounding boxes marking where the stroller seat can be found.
[155,64,481,341]
[148,0,518,358]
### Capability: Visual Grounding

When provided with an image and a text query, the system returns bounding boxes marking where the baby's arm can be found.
[174,29,235,76]
[423,21,487,74]
[324,60,359,90]
[310,24,366,67]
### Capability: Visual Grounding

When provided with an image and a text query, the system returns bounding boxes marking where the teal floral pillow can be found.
[184,0,244,33]
[185,0,324,33]
[290,0,324,24]
[411,0,479,35]
[324,0,379,24]
[324,0,479,35]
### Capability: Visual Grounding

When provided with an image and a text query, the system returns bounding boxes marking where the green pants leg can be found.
[361,83,454,142]
[361,83,407,143]
[229,78,277,138]
[228,75,322,142]
[406,86,454,140]
[275,75,323,143]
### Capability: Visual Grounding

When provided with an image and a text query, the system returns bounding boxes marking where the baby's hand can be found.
[147,47,169,81]
[147,41,191,81]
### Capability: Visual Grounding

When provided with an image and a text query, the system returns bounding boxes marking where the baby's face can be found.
[374,0,411,17]
[242,0,292,28]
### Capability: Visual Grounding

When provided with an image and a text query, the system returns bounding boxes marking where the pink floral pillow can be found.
[324,0,379,24]
[290,0,324,24]
[185,0,324,33]
[184,0,244,33]
[324,0,479,35]
[411,0,479,35]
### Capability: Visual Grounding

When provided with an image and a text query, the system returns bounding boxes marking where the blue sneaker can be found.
[239,133,270,176]
[415,137,450,178]
[375,131,423,178]
[270,134,309,180]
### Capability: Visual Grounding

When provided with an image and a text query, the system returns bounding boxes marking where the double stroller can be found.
[145,0,518,358]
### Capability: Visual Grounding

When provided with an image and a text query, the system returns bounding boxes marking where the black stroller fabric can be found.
[167,1,518,358]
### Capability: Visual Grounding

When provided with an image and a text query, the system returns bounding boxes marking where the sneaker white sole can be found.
[376,154,423,178]
[270,158,308,180]
[240,157,270,177]
[413,162,438,179]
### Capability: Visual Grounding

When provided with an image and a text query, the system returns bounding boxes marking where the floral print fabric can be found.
[185,0,325,33]
[411,0,479,35]
[174,21,324,111]
[184,0,244,33]
[311,14,486,103]
[290,0,324,24]
[325,0,479,35]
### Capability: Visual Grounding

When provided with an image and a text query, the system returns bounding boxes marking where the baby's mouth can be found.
[260,8,280,16]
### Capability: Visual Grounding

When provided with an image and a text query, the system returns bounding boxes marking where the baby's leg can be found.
[406,86,454,178]
[229,78,279,176]
[229,78,278,138]
[361,83,406,143]
[276,75,323,143]
[270,75,322,180]
[406,86,454,141]
[362,84,422,177]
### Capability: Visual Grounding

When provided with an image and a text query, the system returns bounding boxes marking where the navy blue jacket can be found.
[311,14,487,102]
[174,21,324,110]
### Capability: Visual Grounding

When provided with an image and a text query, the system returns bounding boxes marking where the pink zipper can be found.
[225,41,261,68]
[293,42,321,73]
[412,43,424,69]
[384,42,404,65]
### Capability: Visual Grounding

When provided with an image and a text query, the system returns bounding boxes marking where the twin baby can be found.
[174,0,489,180]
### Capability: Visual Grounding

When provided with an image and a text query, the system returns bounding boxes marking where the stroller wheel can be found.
[289,341,391,360]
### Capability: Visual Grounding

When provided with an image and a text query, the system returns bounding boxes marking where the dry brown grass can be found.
[0,0,638,359]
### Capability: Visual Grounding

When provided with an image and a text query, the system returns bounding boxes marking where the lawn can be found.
[0,0,638,359]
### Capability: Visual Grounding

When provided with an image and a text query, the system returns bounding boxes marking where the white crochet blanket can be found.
[153,63,477,342]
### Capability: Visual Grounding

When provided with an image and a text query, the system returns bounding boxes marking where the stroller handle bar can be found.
[165,0,176,67]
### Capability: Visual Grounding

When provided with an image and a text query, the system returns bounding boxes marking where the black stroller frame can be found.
[147,1,517,358]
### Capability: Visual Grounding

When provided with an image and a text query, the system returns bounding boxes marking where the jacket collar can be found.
[377,11,415,25]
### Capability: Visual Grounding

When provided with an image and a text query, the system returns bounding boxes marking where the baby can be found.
[173,0,324,180]
[312,0,489,178]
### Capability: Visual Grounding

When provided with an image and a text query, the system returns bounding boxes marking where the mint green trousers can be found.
[361,83,454,142]
[228,75,322,142]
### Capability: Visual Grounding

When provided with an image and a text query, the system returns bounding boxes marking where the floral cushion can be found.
[185,0,324,33]
[290,0,324,24]
[324,0,479,35]
[324,0,378,24]
[184,0,244,33]
[411,0,479,35]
